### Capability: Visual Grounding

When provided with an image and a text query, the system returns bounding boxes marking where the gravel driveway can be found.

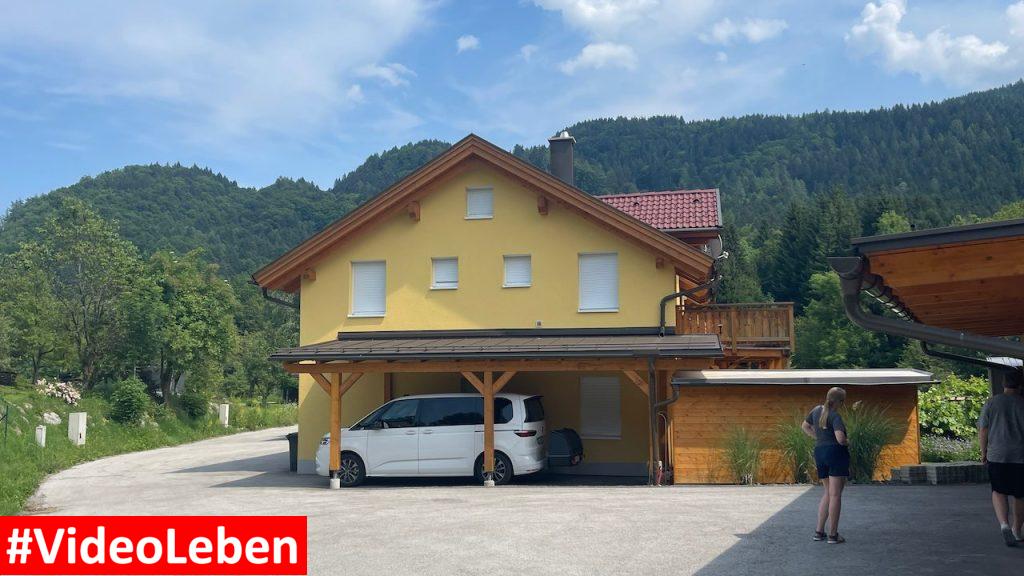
[27,426,1020,576]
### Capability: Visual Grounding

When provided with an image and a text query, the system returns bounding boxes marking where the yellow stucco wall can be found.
[295,164,678,463]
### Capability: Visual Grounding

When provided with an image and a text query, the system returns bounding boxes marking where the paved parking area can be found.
[28,426,1021,576]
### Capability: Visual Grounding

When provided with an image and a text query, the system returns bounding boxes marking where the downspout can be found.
[251,279,299,311]
[659,275,723,336]
[828,257,1024,359]
[647,356,658,486]
[651,377,684,486]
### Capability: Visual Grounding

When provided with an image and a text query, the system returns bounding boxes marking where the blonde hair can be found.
[819,387,847,429]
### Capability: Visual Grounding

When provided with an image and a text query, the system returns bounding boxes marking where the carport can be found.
[829,217,1024,390]
[270,328,723,487]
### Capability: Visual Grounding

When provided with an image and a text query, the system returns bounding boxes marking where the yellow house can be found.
[252,133,926,486]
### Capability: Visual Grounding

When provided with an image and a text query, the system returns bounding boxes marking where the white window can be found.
[580,376,621,439]
[431,257,458,290]
[503,255,531,288]
[578,253,618,312]
[466,187,493,219]
[350,261,386,317]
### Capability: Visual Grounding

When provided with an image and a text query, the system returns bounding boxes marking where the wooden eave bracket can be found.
[407,201,421,221]
[302,268,316,281]
[537,195,549,215]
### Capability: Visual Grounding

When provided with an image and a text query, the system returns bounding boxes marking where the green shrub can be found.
[723,426,763,485]
[108,376,151,425]
[232,402,298,430]
[921,435,981,462]
[919,375,988,438]
[177,390,209,420]
[775,413,815,483]
[845,403,901,483]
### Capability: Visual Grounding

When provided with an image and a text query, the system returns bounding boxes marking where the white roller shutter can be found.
[466,187,494,219]
[432,257,459,289]
[503,255,531,287]
[351,261,386,316]
[580,376,621,439]
[578,253,618,312]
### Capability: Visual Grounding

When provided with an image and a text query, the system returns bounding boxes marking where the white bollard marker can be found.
[68,412,87,446]
[329,474,341,490]
[218,404,230,428]
[35,425,46,447]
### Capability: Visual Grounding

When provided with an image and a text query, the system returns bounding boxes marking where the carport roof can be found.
[271,328,723,362]
[672,368,936,387]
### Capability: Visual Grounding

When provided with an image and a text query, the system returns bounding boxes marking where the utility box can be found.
[218,404,229,428]
[35,425,46,447]
[68,412,87,446]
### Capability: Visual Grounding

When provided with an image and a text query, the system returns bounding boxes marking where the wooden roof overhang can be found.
[851,218,1024,337]
[273,329,724,376]
[251,134,715,295]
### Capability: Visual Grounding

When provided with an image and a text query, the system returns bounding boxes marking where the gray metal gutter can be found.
[828,256,1024,360]
[852,217,1024,254]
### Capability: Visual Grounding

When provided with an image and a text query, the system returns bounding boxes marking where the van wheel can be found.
[474,453,513,485]
[338,452,365,487]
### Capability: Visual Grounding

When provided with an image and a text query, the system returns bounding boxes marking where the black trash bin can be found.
[286,432,298,472]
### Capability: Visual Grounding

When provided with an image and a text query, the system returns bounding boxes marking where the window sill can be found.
[430,286,458,290]
[502,283,531,288]
[578,308,619,313]
[348,313,385,318]
[464,215,493,220]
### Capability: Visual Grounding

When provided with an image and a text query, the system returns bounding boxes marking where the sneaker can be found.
[827,533,845,544]
[1001,526,1018,547]
[813,531,826,541]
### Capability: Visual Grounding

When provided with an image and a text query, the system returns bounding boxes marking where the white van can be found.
[315,393,547,486]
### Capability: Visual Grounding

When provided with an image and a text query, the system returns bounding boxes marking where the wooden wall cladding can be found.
[670,384,919,484]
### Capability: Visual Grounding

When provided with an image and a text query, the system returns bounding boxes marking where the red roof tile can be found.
[599,189,721,230]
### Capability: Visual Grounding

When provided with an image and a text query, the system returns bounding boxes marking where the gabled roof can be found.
[252,134,714,293]
[599,189,722,231]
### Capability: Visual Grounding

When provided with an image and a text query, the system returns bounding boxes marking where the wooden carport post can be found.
[312,371,363,489]
[462,370,516,486]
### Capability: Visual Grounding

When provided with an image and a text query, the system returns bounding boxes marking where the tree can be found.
[989,200,1024,221]
[148,250,238,403]
[0,253,63,384]
[20,199,149,388]
[874,210,912,234]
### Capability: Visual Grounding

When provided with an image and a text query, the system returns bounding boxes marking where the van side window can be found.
[524,397,545,423]
[417,397,514,426]
[380,399,419,428]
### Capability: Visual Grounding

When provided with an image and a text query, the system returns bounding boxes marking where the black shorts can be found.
[814,444,850,478]
[989,462,1024,497]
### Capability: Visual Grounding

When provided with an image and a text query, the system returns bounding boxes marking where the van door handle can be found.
[422,430,433,434]
[405,430,416,435]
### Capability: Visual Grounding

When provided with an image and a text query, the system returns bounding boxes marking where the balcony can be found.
[676,302,795,362]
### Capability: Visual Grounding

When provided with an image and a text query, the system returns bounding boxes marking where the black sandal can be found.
[813,531,826,541]
[827,533,845,544]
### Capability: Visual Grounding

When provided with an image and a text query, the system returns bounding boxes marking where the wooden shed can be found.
[667,369,935,484]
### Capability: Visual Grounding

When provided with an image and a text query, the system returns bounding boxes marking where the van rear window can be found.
[524,396,545,423]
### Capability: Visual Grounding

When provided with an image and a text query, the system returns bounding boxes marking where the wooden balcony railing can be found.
[676,302,795,355]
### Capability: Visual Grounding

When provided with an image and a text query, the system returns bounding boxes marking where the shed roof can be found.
[599,189,722,231]
[672,368,935,387]
[270,328,722,362]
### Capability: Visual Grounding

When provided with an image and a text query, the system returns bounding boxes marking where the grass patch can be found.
[722,426,763,485]
[0,385,296,516]
[774,413,816,483]
[844,403,901,483]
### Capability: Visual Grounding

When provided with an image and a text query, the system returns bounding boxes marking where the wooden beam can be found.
[622,370,649,396]
[493,371,516,393]
[483,371,495,478]
[407,201,420,221]
[655,257,665,269]
[329,376,341,473]
[338,372,364,396]
[537,195,549,215]
[461,371,485,394]
[302,268,316,281]
[383,373,394,401]
[285,357,716,374]
[311,373,331,395]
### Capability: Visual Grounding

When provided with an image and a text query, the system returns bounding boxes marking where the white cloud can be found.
[346,84,365,103]
[701,17,788,45]
[1010,1,1024,37]
[715,51,728,63]
[846,0,1012,86]
[0,1,430,143]
[560,42,637,74]
[457,34,480,53]
[533,0,715,41]
[520,44,539,61]
[356,62,416,87]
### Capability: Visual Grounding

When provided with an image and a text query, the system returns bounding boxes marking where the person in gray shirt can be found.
[978,369,1024,547]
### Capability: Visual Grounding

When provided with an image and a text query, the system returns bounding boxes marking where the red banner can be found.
[0,516,306,575]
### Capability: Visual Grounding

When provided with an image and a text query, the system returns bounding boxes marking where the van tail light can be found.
[514,430,537,437]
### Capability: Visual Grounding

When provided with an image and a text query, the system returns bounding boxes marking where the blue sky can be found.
[3,0,1024,211]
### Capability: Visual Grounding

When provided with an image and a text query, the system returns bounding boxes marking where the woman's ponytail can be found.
[819,387,847,429]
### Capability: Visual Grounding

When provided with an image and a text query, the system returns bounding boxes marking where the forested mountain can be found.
[2,81,1023,281]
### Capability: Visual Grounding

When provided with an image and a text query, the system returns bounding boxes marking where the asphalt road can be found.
[27,426,1021,576]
